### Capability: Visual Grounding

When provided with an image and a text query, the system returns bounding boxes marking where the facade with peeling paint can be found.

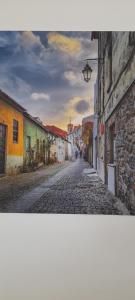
[92,31,135,211]
[23,113,48,171]
[0,90,25,175]
[45,125,69,163]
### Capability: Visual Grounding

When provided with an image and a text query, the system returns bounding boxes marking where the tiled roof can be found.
[73,125,81,131]
[45,125,67,140]
[82,121,93,126]
[24,112,49,132]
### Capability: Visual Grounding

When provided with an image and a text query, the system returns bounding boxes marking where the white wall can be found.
[56,137,65,162]
[67,133,77,160]
[97,157,105,182]
[67,142,72,160]
[6,155,23,175]
[108,164,116,195]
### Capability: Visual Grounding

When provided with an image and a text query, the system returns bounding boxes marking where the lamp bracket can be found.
[84,58,104,63]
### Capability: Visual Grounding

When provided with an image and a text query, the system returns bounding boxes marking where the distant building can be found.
[67,122,74,134]
[45,125,69,163]
[67,124,83,160]
[82,116,93,165]
[82,115,94,124]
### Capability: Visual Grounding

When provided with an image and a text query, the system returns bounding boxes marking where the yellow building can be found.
[0,90,25,175]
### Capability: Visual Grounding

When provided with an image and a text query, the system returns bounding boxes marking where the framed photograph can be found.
[0,29,134,215]
[0,1,135,300]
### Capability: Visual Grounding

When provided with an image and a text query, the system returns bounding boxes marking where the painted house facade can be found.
[0,89,72,176]
[67,130,76,160]
[23,113,48,171]
[82,115,93,165]
[0,90,25,175]
[46,125,69,163]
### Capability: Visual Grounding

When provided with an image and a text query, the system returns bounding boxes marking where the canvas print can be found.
[0,31,134,214]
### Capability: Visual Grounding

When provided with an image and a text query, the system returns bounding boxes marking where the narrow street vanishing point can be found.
[0,31,135,214]
[0,158,129,214]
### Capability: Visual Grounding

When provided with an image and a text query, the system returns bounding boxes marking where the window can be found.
[37,139,39,152]
[129,32,135,46]
[26,136,31,152]
[98,81,101,114]
[109,123,116,163]
[13,119,18,143]
[43,139,45,150]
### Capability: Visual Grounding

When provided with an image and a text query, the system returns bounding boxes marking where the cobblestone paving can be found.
[0,161,70,212]
[0,158,130,214]
[26,159,129,215]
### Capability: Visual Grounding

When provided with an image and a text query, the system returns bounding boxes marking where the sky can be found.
[0,31,98,130]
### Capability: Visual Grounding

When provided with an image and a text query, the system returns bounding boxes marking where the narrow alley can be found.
[0,31,134,215]
[0,159,129,214]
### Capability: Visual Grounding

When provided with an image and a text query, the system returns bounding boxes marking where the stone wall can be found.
[106,82,135,212]
[104,32,135,122]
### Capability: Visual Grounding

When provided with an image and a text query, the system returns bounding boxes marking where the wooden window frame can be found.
[109,123,115,164]
[13,119,19,144]
[36,139,39,152]
[26,136,31,152]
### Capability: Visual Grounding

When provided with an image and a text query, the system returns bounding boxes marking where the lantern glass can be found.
[82,62,92,82]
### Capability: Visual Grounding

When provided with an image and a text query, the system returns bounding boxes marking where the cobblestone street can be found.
[0,159,129,214]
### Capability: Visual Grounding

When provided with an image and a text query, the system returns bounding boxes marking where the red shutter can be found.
[99,123,105,135]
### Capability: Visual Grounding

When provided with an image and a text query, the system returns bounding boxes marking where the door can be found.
[26,136,31,164]
[0,124,6,174]
[95,137,97,169]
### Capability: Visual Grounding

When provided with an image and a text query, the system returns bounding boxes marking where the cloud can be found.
[0,31,98,130]
[75,99,90,113]
[31,92,50,101]
[48,32,81,55]
[49,96,89,129]
[64,71,85,87]
[20,31,44,49]
[0,74,32,107]
[64,71,77,82]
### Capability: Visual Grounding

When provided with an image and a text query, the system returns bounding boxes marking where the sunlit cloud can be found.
[31,92,50,101]
[64,71,85,87]
[46,95,92,130]
[20,31,44,50]
[0,31,98,130]
[48,32,81,55]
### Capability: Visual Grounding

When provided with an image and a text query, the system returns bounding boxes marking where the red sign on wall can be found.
[99,123,105,135]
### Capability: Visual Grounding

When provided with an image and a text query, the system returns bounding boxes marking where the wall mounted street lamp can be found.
[82,58,103,83]
[82,62,93,82]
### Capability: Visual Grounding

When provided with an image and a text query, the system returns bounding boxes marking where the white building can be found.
[56,136,65,162]
[46,125,69,163]
[67,124,83,160]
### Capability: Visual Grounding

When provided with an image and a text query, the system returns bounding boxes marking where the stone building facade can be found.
[92,31,135,211]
